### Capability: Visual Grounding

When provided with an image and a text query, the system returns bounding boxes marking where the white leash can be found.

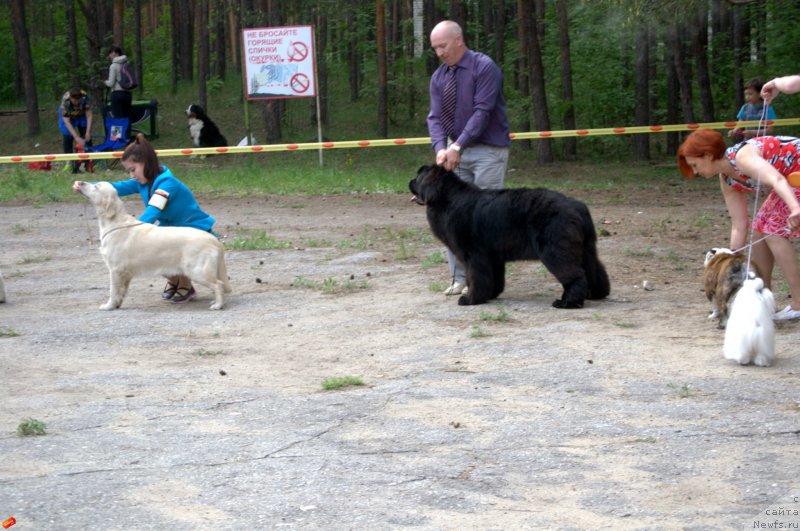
[742,101,772,278]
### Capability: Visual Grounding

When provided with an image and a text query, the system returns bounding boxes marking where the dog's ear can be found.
[417,165,443,204]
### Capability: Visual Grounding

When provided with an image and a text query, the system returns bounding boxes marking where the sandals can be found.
[171,286,196,304]
[162,281,178,300]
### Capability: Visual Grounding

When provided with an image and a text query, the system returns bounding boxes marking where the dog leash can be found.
[100,221,145,242]
[742,102,773,278]
[732,227,791,255]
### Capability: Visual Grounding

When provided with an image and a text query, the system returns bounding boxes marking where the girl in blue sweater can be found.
[74,134,217,303]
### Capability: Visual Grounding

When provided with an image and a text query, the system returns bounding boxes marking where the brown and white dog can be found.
[703,248,761,329]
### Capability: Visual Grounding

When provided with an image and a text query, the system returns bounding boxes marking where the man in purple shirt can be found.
[427,20,511,296]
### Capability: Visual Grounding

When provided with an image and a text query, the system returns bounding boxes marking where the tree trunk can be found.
[197,0,209,110]
[170,0,179,93]
[493,0,504,67]
[347,9,359,102]
[10,0,40,135]
[668,22,694,123]
[134,0,144,95]
[665,31,680,155]
[556,0,575,159]
[692,4,714,122]
[447,0,466,34]
[214,0,227,79]
[376,0,388,137]
[633,24,650,161]
[66,0,80,89]
[228,0,240,74]
[261,0,282,143]
[526,0,551,163]
[317,8,328,126]
[405,0,416,121]
[179,0,194,81]
[516,0,531,151]
[732,5,747,111]
[113,0,124,48]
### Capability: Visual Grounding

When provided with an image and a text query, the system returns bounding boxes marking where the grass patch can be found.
[195,349,224,357]
[421,250,446,269]
[17,417,46,437]
[479,308,510,322]
[18,255,51,265]
[321,376,365,391]
[667,383,694,398]
[614,321,638,329]
[429,281,448,293]
[470,325,487,338]
[291,276,368,294]
[225,229,292,250]
[0,326,19,338]
[337,227,372,251]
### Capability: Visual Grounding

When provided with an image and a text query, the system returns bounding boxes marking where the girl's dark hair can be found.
[108,46,123,56]
[677,129,727,178]
[122,133,160,184]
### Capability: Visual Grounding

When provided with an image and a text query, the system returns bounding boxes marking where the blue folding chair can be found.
[88,117,131,170]
[89,116,131,152]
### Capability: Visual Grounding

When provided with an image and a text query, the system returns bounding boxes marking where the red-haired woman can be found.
[678,128,800,320]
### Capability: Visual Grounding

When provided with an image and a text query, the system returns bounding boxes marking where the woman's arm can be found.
[720,176,750,249]
[734,143,800,230]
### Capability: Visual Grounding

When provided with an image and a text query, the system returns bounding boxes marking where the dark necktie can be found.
[440,65,457,140]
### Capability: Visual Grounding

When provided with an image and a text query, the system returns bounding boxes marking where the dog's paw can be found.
[707,311,719,319]
[552,298,584,309]
[99,302,116,311]
[208,303,224,310]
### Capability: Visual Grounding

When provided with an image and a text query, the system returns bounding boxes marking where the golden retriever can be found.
[77,181,231,310]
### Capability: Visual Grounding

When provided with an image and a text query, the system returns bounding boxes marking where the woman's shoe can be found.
[171,286,196,304]
[162,281,178,300]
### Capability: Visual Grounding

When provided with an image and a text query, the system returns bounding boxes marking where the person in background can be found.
[73,134,217,304]
[678,129,800,320]
[728,79,776,142]
[59,87,93,174]
[105,46,132,119]
[426,19,511,297]
[761,74,800,103]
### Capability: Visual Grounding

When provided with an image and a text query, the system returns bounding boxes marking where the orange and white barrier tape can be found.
[2,118,799,164]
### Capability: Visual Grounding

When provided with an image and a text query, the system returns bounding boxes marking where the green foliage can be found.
[225,229,292,250]
[321,376,364,391]
[17,417,46,436]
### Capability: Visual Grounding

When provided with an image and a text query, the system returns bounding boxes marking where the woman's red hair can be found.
[677,129,727,178]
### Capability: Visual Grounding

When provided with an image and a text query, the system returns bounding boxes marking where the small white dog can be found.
[78,181,231,310]
[723,276,775,367]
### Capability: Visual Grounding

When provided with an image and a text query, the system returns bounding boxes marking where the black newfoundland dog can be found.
[409,165,610,307]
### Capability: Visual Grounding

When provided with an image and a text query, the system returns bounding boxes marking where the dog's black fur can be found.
[186,104,228,148]
[409,165,610,307]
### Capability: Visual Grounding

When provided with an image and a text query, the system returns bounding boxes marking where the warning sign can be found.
[242,25,316,100]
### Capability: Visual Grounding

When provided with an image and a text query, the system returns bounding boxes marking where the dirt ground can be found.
[0,175,798,530]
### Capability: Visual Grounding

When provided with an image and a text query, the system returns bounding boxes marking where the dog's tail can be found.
[581,207,610,300]
[217,247,232,293]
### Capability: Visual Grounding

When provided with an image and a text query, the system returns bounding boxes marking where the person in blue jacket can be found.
[74,133,216,304]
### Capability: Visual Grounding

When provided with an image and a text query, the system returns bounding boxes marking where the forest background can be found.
[2,0,800,181]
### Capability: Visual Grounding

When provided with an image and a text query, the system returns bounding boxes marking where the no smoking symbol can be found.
[287,41,309,62]
[290,73,311,94]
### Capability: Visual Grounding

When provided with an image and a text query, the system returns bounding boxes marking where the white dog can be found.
[77,181,231,310]
[723,276,775,367]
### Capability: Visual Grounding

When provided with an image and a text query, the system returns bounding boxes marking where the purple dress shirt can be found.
[427,48,511,153]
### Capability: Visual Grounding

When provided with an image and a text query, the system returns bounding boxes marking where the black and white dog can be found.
[186,104,228,148]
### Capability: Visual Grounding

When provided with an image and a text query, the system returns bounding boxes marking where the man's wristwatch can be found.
[449,143,461,153]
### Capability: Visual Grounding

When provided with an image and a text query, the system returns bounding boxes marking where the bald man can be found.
[426,20,511,296]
